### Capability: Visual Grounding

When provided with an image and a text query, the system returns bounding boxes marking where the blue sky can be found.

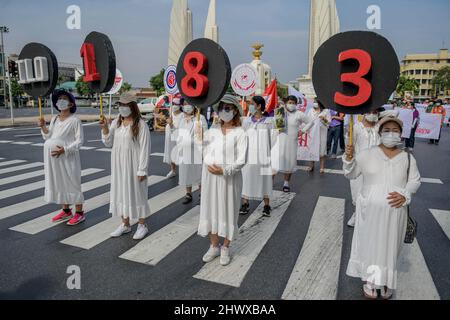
[1,0,449,87]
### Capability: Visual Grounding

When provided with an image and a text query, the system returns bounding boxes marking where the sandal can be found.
[363,284,378,300]
[182,193,193,205]
[380,286,393,300]
[282,186,290,193]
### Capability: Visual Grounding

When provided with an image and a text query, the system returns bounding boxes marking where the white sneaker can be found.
[133,224,149,240]
[202,245,220,263]
[166,170,177,179]
[220,246,232,266]
[347,214,356,227]
[110,223,132,238]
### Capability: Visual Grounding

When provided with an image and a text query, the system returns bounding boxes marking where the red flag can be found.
[263,79,278,114]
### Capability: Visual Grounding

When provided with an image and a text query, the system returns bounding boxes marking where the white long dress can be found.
[42,115,84,205]
[177,114,207,188]
[163,111,184,165]
[102,119,151,220]
[271,109,310,173]
[305,108,331,157]
[241,116,274,200]
[350,122,380,205]
[343,147,421,289]
[198,126,248,241]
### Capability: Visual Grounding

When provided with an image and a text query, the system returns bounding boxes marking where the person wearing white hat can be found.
[164,97,185,179]
[198,94,248,266]
[343,116,421,299]
[100,92,152,241]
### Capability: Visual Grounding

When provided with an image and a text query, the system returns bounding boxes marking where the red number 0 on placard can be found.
[334,49,372,107]
[181,51,209,97]
[80,43,101,82]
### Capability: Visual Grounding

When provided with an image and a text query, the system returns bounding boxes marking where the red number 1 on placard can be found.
[80,43,101,82]
[334,49,372,107]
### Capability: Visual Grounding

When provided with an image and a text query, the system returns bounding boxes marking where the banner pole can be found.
[349,115,354,146]
[99,94,104,120]
[108,94,112,117]
[38,96,43,119]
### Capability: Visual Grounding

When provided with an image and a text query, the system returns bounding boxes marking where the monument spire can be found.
[204,0,219,43]
[168,0,193,66]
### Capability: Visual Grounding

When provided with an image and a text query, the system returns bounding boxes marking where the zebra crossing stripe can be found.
[193,191,295,288]
[0,162,43,175]
[11,142,33,145]
[96,148,112,153]
[120,206,200,266]
[0,171,109,221]
[421,178,444,185]
[0,170,45,187]
[10,176,164,235]
[0,140,13,143]
[0,160,27,168]
[32,143,44,147]
[60,184,197,250]
[430,209,450,240]
[282,196,345,300]
[0,168,103,201]
[395,241,440,300]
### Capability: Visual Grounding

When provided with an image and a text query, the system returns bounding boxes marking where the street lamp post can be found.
[0,26,9,109]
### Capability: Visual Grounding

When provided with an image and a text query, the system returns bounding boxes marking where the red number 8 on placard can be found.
[334,49,372,107]
[181,51,209,98]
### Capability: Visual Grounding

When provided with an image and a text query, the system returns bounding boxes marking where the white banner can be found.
[416,114,442,140]
[297,119,320,162]
[415,104,428,114]
[444,105,450,124]
[398,109,414,139]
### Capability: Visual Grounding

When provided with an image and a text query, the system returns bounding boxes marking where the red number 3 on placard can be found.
[334,49,372,107]
[181,52,209,97]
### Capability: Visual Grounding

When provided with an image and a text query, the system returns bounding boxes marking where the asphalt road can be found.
[0,123,449,300]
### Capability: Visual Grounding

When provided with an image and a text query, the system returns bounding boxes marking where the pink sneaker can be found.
[67,212,86,226]
[52,210,73,223]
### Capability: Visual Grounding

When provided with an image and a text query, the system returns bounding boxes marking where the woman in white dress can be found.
[164,97,184,179]
[39,90,85,226]
[100,93,152,241]
[347,108,383,227]
[198,94,248,266]
[177,104,207,204]
[271,95,310,192]
[305,100,331,173]
[343,116,421,299]
[240,96,274,217]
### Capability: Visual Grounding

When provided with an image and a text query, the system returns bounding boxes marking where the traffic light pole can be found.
[6,56,14,124]
[1,29,6,108]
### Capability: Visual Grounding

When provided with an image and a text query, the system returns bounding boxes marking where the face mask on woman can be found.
[313,103,319,110]
[172,105,181,112]
[248,104,256,115]
[183,105,194,114]
[381,132,402,148]
[286,103,297,112]
[365,113,379,123]
[57,99,70,111]
[119,106,132,118]
[219,109,235,123]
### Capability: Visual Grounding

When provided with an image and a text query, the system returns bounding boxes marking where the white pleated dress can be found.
[42,115,84,205]
[198,126,248,242]
[102,119,151,220]
[241,116,274,200]
[271,109,310,173]
[177,114,207,188]
[350,122,380,205]
[163,112,184,165]
[343,147,421,289]
[306,109,331,157]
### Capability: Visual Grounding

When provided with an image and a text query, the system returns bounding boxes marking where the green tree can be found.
[431,66,450,96]
[5,78,24,107]
[75,76,95,99]
[277,80,288,99]
[149,69,165,96]
[119,82,132,95]
[396,75,420,97]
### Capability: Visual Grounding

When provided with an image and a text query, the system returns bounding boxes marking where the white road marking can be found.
[193,191,295,288]
[80,146,96,150]
[61,184,197,250]
[430,209,450,240]
[0,162,43,175]
[96,148,111,152]
[32,143,44,147]
[14,134,42,138]
[0,160,27,168]
[0,140,13,143]
[150,153,164,157]
[0,170,45,187]
[11,142,34,145]
[282,196,345,300]
[120,206,200,266]
[421,178,444,185]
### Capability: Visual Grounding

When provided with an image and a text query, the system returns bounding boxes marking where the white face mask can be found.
[381,132,402,148]
[286,103,297,112]
[172,105,181,112]
[183,105,194,114]
[119,106,132,118]
[365,114,379,123]
[219,110,235,123]
[56,99,70,111]
[313,103,319,110]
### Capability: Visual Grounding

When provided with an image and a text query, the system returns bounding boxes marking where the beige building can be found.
[400,49,450,100]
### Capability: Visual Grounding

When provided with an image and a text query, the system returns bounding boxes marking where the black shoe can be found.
[239,203,250,215]
[262,205,272,217]
[283,186,290,193]
[182,193,193,205]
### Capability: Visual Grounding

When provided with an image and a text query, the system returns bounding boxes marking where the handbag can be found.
[404,151,417,244]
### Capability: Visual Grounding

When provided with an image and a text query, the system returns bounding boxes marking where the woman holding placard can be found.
[100,93,152,241]
[40,90,85,226]
[240,96,274,217]
[198,94,248,266]
[343,116,421,299]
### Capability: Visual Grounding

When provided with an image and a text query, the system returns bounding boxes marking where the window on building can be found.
[421,89,427,96]
[423,70,428,75]
[415,70,421,75]
[409,70,414,75]
[422,79,427,84]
